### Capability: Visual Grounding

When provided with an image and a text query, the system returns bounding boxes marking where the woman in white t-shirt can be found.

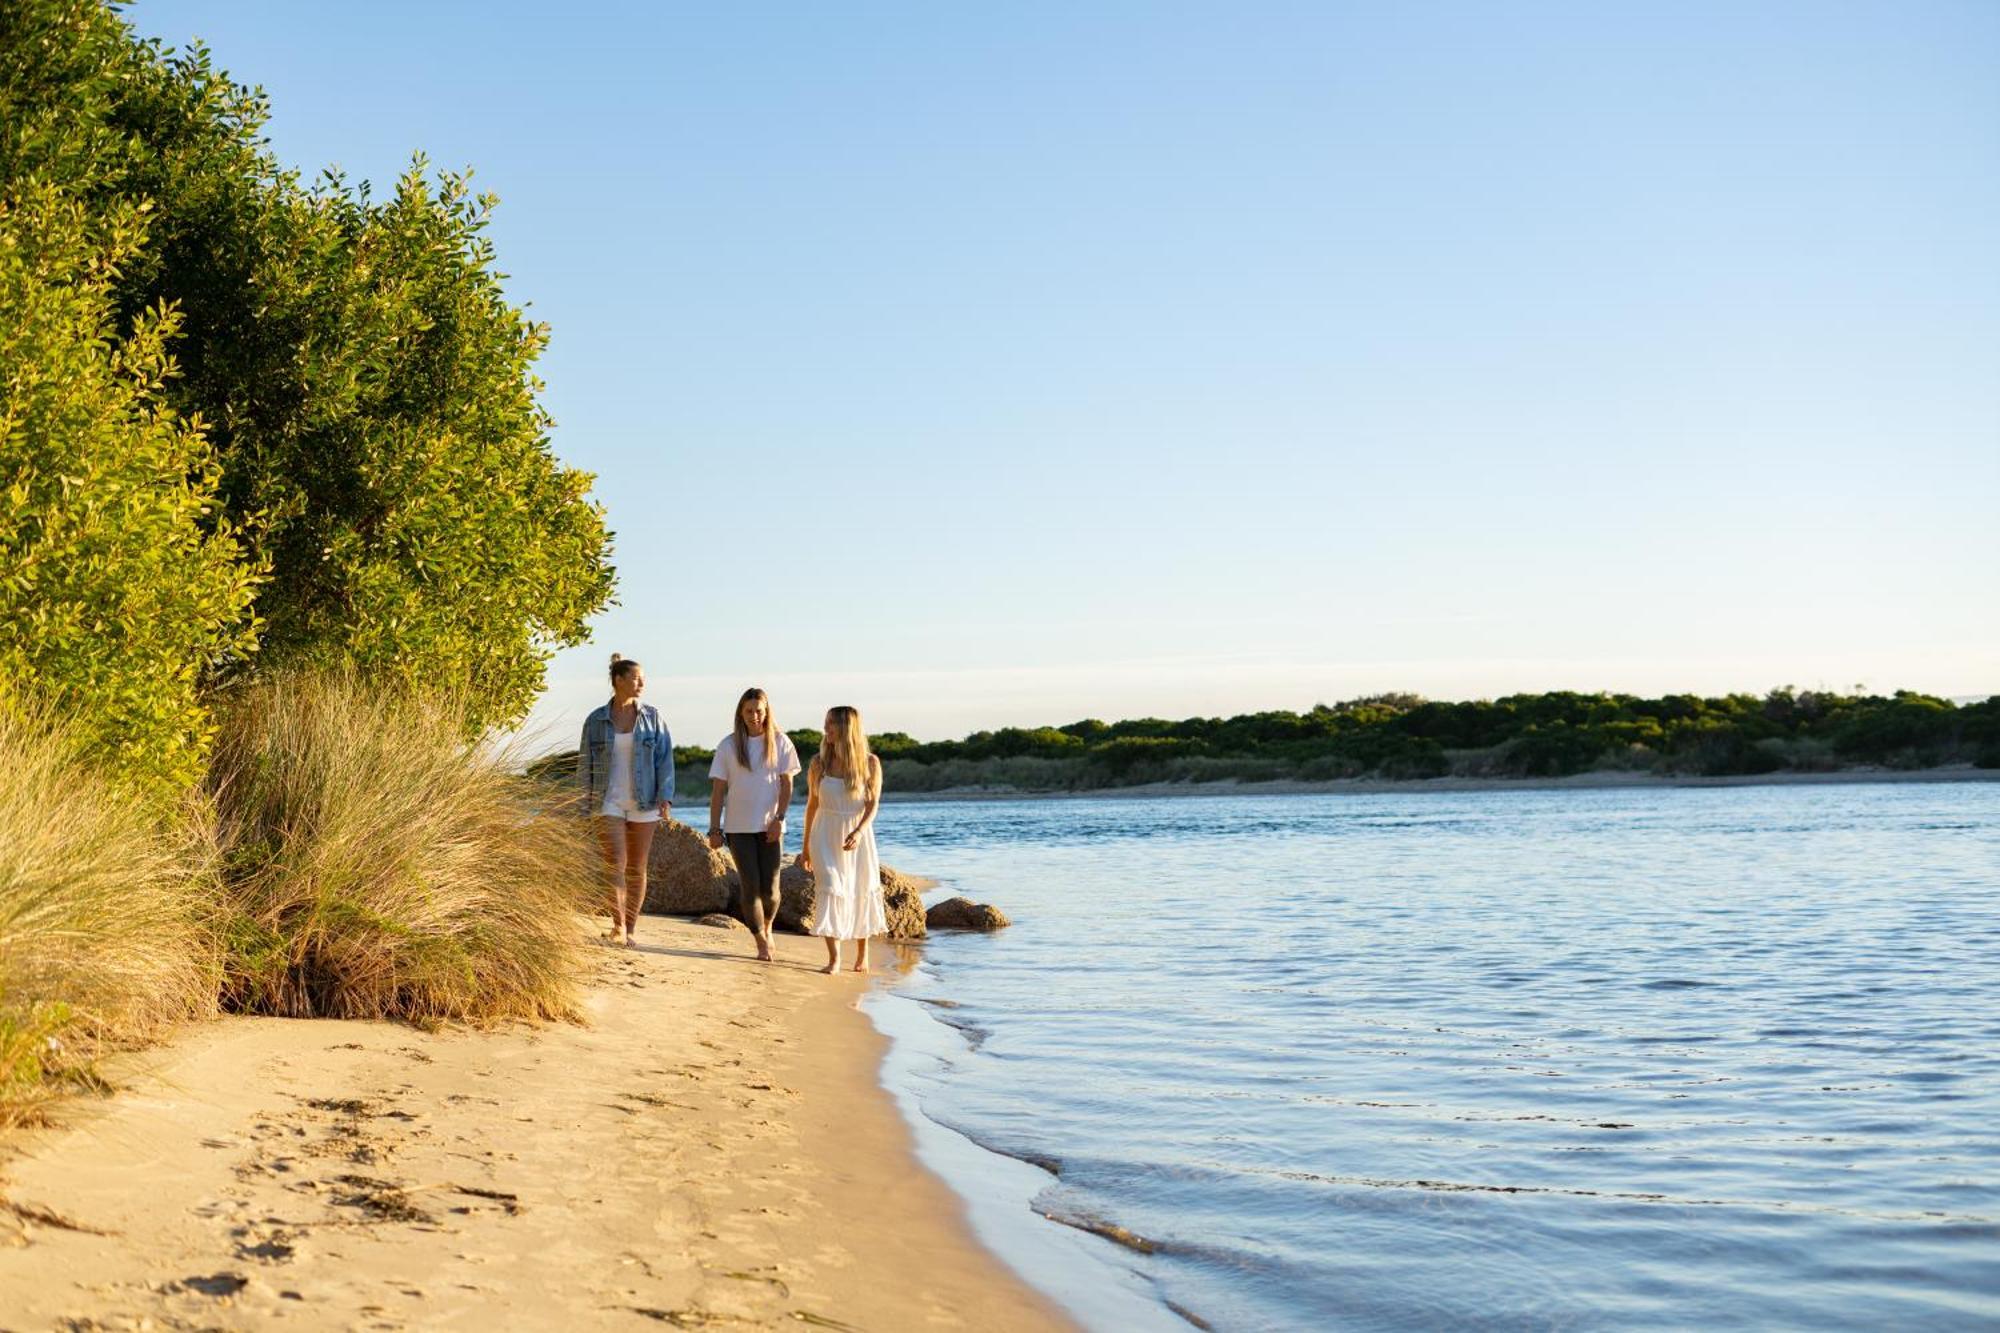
[707,688,801,962]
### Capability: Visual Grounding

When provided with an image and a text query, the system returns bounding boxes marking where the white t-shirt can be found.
[709,733,802,834]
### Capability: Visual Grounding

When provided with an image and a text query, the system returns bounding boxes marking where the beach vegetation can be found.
[0,700,215,1126]
[0,3,614,1130]
[206,670,597,1023]
[0,0,261,795]
[108,46,613,732]
[2,1,614,766]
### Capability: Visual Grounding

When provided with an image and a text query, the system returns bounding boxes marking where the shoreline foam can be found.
[0,920,1073,1330]
[864,985,1192,1332]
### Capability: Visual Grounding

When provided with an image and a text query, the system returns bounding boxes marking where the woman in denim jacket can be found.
[580,654,675,946]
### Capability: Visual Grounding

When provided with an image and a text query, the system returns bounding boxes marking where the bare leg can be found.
[596,817,628,940]
[622,819,658,944]
[851,939,870,974]
[820,938,839,974]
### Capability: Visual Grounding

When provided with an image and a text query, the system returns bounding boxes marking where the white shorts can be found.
[599,797,663,823]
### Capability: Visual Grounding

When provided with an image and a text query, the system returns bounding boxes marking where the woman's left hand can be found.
[842,831,858,851]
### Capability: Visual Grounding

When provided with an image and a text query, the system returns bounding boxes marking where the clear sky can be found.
[129,1,1999,749]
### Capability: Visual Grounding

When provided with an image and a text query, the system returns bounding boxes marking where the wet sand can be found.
[0,921,1074,1330]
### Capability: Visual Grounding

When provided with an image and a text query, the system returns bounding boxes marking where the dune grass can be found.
[0,705,214,1127]
[206,670,598,1024]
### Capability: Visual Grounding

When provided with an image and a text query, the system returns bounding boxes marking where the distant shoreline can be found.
[880,764,2000,804]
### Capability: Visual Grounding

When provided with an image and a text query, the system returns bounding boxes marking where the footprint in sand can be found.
[177,1271,251,1297]
[234,1231,299,1263]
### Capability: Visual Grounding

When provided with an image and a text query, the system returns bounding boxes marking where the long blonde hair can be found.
[732,687,778,769]
[820,705,875,795]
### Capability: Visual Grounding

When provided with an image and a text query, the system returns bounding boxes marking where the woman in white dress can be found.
[800,705,885,975]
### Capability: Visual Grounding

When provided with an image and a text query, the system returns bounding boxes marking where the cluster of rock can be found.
[639,822,939,940]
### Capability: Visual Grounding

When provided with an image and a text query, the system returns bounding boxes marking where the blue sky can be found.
[130,1,1999,746]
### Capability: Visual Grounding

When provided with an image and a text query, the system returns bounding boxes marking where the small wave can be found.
[919,1113,1062,1177]
[1257,1167,1999,1224]
[1033,1203,1161,1254]
[1164,1299,1216,1331]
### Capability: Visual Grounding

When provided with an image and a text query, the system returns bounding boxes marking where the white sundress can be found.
[807,766,885,939]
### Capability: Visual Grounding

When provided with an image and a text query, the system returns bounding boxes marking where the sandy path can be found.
[0,921,1073,1331]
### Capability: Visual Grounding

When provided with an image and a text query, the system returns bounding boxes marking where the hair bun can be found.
[610,652,623,666]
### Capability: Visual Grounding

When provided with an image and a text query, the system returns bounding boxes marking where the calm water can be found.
[870,782,2000,1332]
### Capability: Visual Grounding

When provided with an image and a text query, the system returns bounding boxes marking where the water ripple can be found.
[884,782,2000,1331]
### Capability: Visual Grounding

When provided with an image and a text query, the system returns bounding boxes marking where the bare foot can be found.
[850,962,870,974]
[818,960,838,975]
[623,932,638,948]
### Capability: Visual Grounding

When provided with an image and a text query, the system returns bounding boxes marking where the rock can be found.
[773,859,816,934]
[925,897,1011,931]
[771,859,927,940]
[694,913,746,931]
[642,820,737,915]
[881,866,927,941]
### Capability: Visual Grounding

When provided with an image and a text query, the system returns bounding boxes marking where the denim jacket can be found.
[579,702,675,810]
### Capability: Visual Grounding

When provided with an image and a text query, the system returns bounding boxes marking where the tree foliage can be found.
[0,0,615,773]
[0,0,258,792]
[106,44,612,730]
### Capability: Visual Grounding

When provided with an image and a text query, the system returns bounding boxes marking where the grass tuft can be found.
[206,670,597,1024]
[0,704,213,1127]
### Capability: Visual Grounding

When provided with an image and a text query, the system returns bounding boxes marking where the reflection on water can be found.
[878,782,2000,1331]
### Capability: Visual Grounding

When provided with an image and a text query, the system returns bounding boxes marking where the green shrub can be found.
[1669,726,1786,777]
[0,0,260,795]
[2,7,616,743]
[1832,694,1956,766]
[207,671,597,1023]
[0,700,213,1126]
[110,57,616,731]
[1377,741,1451,781]
[1496,726,1606,778]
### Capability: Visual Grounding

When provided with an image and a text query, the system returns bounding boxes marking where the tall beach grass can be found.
[0,705,214,1127]
[206,670,598,1024]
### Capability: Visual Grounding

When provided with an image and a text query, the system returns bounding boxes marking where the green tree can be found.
[107,36,614,731]
[0,0,258,793]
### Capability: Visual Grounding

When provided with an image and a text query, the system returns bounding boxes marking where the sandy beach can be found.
[0,921,1074,1331]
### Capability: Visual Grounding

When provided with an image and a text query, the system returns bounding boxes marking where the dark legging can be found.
[726,832,783,937]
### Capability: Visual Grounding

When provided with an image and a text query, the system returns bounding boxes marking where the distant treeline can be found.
[527,689,2000,797]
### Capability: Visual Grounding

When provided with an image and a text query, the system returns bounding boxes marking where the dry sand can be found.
[0,921,1075,1331]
